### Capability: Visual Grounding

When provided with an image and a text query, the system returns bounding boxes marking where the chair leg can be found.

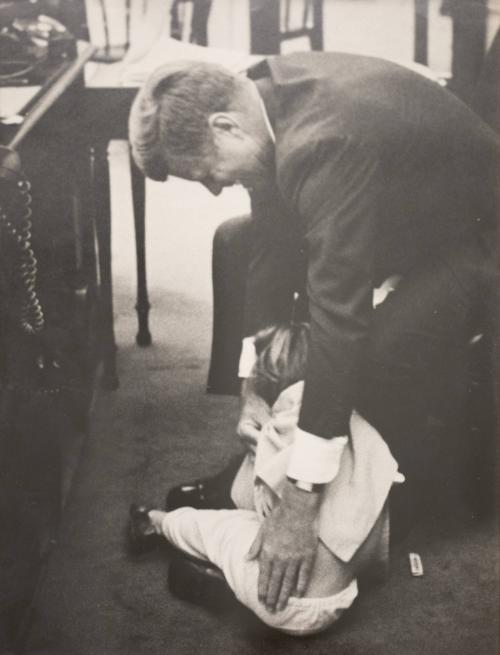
[130,151,152,347]
[310,0,324,51]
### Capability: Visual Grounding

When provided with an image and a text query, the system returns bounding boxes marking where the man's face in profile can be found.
[166,112,274,195]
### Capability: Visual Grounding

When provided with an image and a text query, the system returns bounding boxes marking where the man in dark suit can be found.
[129,53,498,613]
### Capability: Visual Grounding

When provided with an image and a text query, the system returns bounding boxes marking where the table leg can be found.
[249,0,280,54]
[311,0,324,51]
[90,144,119,390]
[414,0,429,66]
[130,150,152,347]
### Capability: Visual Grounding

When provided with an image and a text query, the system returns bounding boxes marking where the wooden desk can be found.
[0,43,107,646]
[0,44,120,391]
[1,46,95,148]
[79,84,151,351]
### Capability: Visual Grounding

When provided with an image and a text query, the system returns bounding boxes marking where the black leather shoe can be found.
[127,504,163,556]
[168,550,235,612]
[165,454,244,511]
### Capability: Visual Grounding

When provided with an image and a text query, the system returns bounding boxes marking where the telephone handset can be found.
[0,145,64,395]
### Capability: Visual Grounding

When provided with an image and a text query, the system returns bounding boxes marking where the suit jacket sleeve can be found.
[289,136,382,438]
[242,189,303,337]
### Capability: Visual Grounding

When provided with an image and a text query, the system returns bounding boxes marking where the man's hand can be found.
[247,479,321,612]
[237,378,271,455]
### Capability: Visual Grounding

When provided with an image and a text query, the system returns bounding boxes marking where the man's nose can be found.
[203,180,223,196]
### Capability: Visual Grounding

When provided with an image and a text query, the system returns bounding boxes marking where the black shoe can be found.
[127,504,163,556]
[168,550,235,612]
[165,454,244,511]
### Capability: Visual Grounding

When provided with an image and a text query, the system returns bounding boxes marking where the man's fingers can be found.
[295,557,314,597]
[257,556,273,605]
[264,562,285,612]
[247,529,263,560]
[276,562,300,611]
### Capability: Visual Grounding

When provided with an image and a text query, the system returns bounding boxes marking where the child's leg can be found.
[148,508,358,636]
[148,508,263,572]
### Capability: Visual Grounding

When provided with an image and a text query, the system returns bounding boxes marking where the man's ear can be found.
[209,113,243,138]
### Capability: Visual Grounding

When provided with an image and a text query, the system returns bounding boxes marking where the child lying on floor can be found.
[129,323,403,636]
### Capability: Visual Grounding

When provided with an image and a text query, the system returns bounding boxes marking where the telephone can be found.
[0,14,75,84]
[0,145,67,395]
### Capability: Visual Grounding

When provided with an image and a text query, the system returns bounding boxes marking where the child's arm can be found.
[237,377,272,455]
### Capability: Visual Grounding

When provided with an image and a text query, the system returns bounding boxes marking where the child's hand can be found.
[237,378,271,455]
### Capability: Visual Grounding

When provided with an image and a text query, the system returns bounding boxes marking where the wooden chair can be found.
[170,0,213,46]
[250,0,323,54]
[472,26,500,133]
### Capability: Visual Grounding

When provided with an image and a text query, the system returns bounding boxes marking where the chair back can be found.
[280,0,323,51]
[170,0,213,46]
[250,0,323,54]
[472,27,500,132]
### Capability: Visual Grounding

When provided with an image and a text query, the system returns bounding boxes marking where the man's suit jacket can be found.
[246,52,499,439]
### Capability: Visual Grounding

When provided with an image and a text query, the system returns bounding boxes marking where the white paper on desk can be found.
[0,87,41,120]
[86,37,261,88]
[122,37,261,84]
[85,0,169,55]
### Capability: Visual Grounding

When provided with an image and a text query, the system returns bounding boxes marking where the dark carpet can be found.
[23,164,498,655]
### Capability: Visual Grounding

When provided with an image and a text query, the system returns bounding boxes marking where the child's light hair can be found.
[252,323,310,405]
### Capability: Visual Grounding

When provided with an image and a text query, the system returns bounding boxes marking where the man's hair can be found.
[252,323,310,406]
[129,61,240,181]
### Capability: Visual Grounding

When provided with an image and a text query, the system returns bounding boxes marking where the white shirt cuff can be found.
[238,337,257,378]
[287,428,348,484]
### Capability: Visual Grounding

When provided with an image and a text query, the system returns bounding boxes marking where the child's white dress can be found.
[159,382,403,635]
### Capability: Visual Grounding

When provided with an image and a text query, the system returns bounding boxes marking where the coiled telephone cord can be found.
[0,177,45,335]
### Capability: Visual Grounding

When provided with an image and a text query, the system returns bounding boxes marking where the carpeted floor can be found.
[23,145,499,655]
